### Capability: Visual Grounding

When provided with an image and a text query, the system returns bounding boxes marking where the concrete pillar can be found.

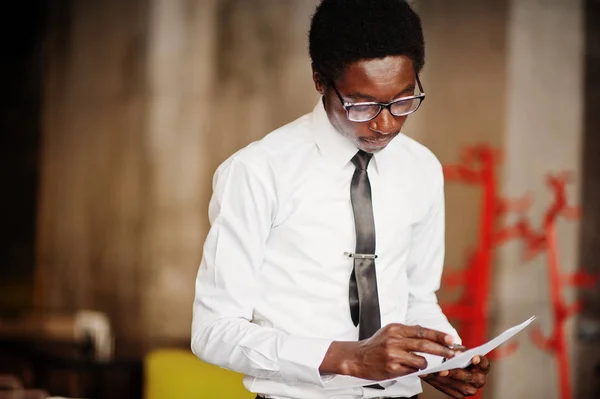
[408,2,509,397]
[205,0,320,171]
[409,0,509,309]
[36,0,151,344]
[140,0,321,344]
[493,1,584,398]
[139,0,219,344]
[36,0,321,348]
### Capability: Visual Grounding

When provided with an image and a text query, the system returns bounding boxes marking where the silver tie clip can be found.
[344,252,378,259]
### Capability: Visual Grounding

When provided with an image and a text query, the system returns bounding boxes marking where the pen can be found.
[442,344,467,363]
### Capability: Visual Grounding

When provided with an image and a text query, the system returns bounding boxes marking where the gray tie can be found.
[349,150,382,340]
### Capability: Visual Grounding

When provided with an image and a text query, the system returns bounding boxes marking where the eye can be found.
[351,104,377,114]
[390,98,421,116]
[348,104,380,122]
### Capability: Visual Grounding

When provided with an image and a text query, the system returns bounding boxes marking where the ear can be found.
[312,67,325,95]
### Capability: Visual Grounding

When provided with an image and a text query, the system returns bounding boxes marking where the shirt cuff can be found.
[279,336,333,386]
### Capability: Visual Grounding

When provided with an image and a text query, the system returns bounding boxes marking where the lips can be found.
[362,135,395,149]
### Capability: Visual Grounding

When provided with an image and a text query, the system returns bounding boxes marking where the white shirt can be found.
[191,100,460,399]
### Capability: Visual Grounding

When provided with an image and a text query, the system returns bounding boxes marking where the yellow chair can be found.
[144,349,255,399]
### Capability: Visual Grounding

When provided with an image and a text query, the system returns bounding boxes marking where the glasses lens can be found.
[390,97,422,116]
[347,104,381,122]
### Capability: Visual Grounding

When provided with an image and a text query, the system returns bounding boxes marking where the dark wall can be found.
[576,0,600,397]
[0,1,46,313]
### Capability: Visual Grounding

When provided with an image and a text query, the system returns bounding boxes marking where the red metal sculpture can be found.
[441,146,597,399]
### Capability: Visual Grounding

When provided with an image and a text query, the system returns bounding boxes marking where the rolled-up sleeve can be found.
[191,153,332,386]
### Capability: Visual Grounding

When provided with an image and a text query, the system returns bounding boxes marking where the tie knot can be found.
[351,150,373,170]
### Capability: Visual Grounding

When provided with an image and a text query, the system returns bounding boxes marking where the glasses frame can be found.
[329,75,426,122]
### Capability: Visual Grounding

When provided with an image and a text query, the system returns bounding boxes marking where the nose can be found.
[369,108,398,135]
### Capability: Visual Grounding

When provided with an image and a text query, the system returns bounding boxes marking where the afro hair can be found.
[309,0,425,81]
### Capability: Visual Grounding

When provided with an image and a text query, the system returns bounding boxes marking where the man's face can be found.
[314,55,417,153]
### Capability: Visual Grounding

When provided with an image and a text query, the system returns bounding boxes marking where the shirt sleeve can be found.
[405,160,461,366]
[191,154,333,386]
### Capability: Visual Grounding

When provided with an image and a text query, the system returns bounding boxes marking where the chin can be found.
[359,139,393,153]
[359,145,383,153]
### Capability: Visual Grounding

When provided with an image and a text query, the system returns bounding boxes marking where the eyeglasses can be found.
[329,75,426,122]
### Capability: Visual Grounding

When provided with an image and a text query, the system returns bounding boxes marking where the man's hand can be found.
[320,324,459,381]
[421,355,490,398]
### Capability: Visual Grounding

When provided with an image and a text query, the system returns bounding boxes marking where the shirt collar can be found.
[311,98,399,174]
[371,137,399,175]
[312,99,360,171]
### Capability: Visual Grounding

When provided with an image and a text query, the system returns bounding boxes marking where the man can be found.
[192,1,490,398]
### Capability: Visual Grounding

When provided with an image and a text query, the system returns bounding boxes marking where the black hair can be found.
[309,0,425,81]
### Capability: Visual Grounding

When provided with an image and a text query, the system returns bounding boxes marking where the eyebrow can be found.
[345,84,417,102]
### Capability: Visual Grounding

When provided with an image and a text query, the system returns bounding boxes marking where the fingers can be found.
[362,339,428,377]
[399,324,455,345]
[425,377,467,399]
[467,355,490,374]
[394,351,429,370]
[400,337,457,359]
[431,375,479,397]
[382,361,420,377]
[380,346,429,371]
[444,368,486,388]
[476,355,491,372]
[384,324,457,358]
[366,324,469,380]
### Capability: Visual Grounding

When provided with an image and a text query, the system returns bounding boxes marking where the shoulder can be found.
[392,135,444,216]
[214,112,314,182]
[395,134,443,181]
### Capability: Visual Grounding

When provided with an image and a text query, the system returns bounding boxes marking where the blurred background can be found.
[1,0,599,398]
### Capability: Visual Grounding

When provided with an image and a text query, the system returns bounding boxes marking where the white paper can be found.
[323,316,536,390]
